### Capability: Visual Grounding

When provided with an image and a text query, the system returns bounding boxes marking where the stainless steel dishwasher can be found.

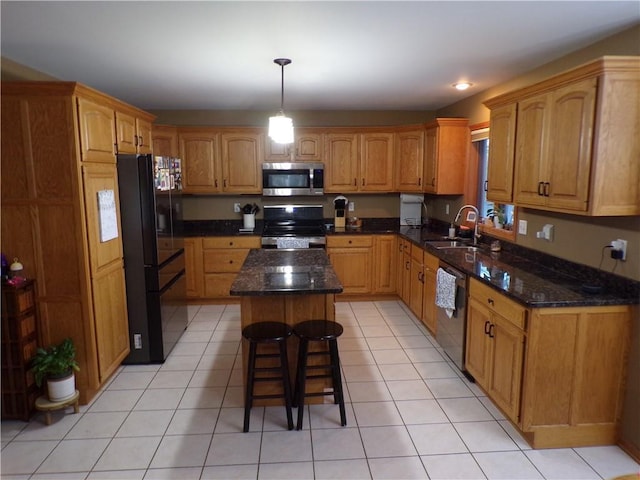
[435,262,471,378]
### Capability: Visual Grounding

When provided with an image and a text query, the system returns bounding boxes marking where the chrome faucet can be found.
[454,204,481,246]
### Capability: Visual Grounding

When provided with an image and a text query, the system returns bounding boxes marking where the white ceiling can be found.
[1,1,638,112]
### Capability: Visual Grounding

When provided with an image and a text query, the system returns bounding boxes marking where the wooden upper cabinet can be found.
[360,132,394,191]
[179,130,220,193]
[152,125,179,157]
[488,56,640,216]
[487,103,517,203]
[423,118,469,194]
[115,111,153,155]
[394,129,424,192]
[265,128,323,162]
[324,132,359,192]
[514,79,597,211]
[77,97,116,163]
[220,130,263,193]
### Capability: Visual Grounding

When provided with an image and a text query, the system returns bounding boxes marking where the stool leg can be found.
[278,339,294,430]
[295,339,309,430]
[244,341,258,432]
[329,339,347,426]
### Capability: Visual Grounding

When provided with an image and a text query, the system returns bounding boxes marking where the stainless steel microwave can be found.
[262,162,324,196]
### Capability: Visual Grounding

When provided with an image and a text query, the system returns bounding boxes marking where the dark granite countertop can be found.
[229,249,343,296]
[186,218,639,308]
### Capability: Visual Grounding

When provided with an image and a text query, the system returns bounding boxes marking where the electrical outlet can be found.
[233,203,241,213]
[133,334,142,349]
[445,204,450,215]
[611,239,627,261]
[518,220,528,235]
[348,201,355,212]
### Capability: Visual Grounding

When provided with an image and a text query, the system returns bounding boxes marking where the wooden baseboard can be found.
[618,437,640,464]
[335,294,400,302]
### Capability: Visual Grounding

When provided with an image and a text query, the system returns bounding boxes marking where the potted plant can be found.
[31,338,80,402]
[486,206,506,229]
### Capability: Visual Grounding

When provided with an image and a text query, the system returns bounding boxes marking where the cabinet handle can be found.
[488,324,495,338]
[215,179,218,188]
[484,320,491,335]
[544,182,550,197]
[418,178,422,186]
[139,135,144,146]
[405,261,410,271]
[362,178,365,186]
[354,178,357,186]
[134,135,139,146]
[224,179,227,187]
[484,180,488,192]
[399,244,403,252]
[537,181,544,196]
[487,298,494,305]
[431,178,436,187]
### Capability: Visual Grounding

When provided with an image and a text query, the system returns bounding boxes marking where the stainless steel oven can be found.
[261,204,326,249]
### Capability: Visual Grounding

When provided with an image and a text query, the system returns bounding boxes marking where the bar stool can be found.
[292,320,346,430]
[242,322,294,432]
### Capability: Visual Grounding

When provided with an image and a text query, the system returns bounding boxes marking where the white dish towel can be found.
[436,268,457,318]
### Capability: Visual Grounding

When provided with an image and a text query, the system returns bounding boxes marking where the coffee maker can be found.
[333,195,348,229]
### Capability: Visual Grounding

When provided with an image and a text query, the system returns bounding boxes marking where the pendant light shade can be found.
[268,58,294,144]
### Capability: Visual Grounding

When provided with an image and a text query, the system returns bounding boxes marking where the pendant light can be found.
[268,58,294,144]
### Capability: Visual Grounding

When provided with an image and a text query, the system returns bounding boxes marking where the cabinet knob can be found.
[487,298,494,305]
[348,240,352,244]
[229,260,233,264]
[229,242,233,246]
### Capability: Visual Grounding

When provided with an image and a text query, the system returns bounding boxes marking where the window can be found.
[471,125,516,241]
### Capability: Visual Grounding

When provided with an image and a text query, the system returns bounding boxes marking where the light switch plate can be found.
[518,220,527,235]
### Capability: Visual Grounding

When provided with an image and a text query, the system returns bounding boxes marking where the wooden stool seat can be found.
[242,321,294,432]
[293,320,346,430]
[35,390,80,425]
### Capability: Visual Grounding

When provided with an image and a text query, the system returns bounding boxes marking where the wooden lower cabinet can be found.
[202,237,260,299]
[184,238,203,298]
[396,238,410,301]
[420,252,438,335]
[327,235,372,294]
[372,235,397,293]
[467,278,631,448]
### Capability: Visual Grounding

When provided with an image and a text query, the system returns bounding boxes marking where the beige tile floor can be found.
[1,301,638,479]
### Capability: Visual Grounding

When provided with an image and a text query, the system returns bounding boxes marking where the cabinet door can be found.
[91,261,129,381]
[396,238,408,299]
[184,238,203,298]
[421,253,438,335]
[324,133,359,192]
[295,130,323,161]
[487,103,517,203]
[77,97,116,163]
[513,93,551,207]
[328,247,371,294]
[545,78,596,211]
[179,132,220,193]
[115,112,137,154]
[395,130,424,192]
[409,255,423,318]
[361,133,394,191]
[465,297,491,387]
[373,235,397,293]
[136,117,153,154]
[221,132,263,193]
[487,314,524,422]
[423,127,438,193]
[401,249,412,305]
[152,126,179,157]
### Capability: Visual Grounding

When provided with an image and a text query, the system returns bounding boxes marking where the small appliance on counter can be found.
[333,195,348,229]
[400,193,424,227]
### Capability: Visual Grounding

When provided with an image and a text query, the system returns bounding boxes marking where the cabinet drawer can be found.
[469,278,526,330]
[203,249,250,273]
[202,236,261,249]
[326,235,373,248]
[204,273,236,297]
[411,244,423,262]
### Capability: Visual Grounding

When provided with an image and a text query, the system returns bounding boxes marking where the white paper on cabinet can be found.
[97,189,119,242]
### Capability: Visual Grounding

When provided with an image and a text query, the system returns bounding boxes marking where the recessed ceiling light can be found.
[453,82,472,91]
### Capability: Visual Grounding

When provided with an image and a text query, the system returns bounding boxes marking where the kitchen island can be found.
[230,248,343,405]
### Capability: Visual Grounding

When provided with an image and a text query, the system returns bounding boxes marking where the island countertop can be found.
[230,249,344,296]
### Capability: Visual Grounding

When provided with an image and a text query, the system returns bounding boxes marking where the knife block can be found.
[334,209,346,229]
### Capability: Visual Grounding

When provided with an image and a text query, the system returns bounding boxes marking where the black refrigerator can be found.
[116,154,188,363]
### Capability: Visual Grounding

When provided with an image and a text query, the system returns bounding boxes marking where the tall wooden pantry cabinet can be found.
[1,82,155,404]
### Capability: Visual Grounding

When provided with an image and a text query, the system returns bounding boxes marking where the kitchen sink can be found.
[426,240,481,252]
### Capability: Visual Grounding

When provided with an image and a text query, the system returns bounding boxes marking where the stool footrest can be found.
[304,391,336,398]
[254,376,286,383]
